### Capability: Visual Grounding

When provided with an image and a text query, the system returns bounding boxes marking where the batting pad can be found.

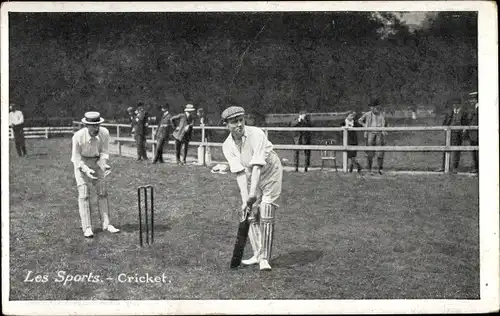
[77,184,92,231]
[260,203,276,261]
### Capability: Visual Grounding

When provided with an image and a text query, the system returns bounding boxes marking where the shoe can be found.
[259,260,272,271]
[104,225,120,233]
[241,256,260,266]
[84,228,94,238]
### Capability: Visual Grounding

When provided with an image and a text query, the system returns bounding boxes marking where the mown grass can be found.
[8,139,479,300]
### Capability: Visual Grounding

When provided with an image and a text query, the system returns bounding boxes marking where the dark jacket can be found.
[341,120,363,145]
[135,110,149,136]
[171,112,195,141]
[290,116,313,145]
[467,106,479,142]
[156,111,173,139]
[442,106,468,127]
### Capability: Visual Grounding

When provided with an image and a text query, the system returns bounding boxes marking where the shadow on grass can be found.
[272,249,324,268]
[118,223,173,233]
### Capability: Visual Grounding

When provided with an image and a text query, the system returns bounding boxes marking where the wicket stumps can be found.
[137,185,154,246]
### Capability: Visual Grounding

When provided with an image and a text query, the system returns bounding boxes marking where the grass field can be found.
[8,139,479,300]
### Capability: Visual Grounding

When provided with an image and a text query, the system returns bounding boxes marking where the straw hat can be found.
[81,111,105,124]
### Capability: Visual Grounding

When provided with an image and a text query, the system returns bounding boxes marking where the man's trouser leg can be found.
[305,149,311,170]
[294,150,299,171]
[366,134,375,170]
[260,202,276,262]
[376,134,385,171]
[13,127,23,156]
[175,139,182,162]
[183,139,190,163]
[471,140,479,171]
[135,135,142,159]
[19,129,27,155]
[141,135,148,160]
[153,136,165,162]
[77,184,92,232]
[451,132,462,170]
[248,205,262,260]
[95,180,110,230]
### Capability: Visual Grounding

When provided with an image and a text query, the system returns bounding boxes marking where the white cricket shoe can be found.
[241,256,260,266]
[84,228,94,238]
[259,260,272,271]
[105,225,120,233]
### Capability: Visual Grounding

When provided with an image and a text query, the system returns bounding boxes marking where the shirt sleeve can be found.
[71,134,84,169]
[18,112,24,125]
[99,128,110,160]
[222,141,245,174]
[358,112,368,125]
[249,128,267,167]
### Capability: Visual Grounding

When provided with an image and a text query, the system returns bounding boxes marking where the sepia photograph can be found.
[1,1,498,315]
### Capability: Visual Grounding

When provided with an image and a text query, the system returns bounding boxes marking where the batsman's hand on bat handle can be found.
[82,166,98,180]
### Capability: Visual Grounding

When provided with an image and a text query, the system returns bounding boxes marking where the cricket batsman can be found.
[221,106,283,271]
[71,111,120,238]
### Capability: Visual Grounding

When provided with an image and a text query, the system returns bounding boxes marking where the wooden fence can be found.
[8,126,74,139]
[71,121,478,174]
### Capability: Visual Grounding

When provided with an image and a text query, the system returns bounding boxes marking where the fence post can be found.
[201,125,206,166]
[151,126,156,157]
[342,128,348,173]
[444,127,451,173]
[117,125,120,139]
[45,128,49,139]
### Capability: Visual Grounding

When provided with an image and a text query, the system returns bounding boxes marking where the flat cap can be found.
[221,106,245,121]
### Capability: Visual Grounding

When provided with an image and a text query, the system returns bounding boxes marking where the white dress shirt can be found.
[9,110,24,126]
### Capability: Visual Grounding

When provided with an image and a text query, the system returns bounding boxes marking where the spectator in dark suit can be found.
[466,92,479,173]
[290,110,313,172]
[152,103,173,164]
[341,111,363,173]
[170,104,196,165]
[440,97,468,172]
[135,102,149,161]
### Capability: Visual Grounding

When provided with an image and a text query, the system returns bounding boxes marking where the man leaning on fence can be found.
[358,99,387,174]
[152,103,173,164]
[135,102,149,161]
[466,92,479,174]
[290,110,313,172]
[440,97,468,173]
[9,102,27,157]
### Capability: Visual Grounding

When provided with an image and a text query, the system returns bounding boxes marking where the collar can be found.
[345,118,354,127]
[86,129,100,141]
[231,126,248,143]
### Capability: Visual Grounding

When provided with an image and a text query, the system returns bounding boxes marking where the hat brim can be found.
[185,108,196,112]
[224,113,245,121]
[81,118,105,124]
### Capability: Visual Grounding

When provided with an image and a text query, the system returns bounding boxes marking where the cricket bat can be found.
[230,201,253,269]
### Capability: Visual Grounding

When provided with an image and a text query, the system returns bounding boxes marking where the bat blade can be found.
[230,204,252,269]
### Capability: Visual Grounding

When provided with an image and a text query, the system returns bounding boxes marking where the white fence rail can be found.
[8,127,74,139]
[71,121,478,174]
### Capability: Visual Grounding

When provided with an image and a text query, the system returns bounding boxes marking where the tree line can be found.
[9,12,477,123]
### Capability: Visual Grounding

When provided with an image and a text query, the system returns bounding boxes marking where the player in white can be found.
[221,106,283,271]
[71,112,120,238]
